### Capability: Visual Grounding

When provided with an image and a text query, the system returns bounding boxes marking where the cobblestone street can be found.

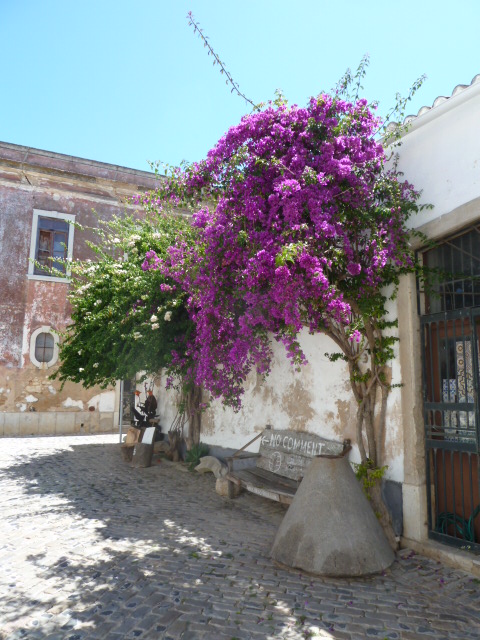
[0,434,479,640]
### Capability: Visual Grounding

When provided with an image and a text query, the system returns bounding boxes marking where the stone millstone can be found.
[270,455,395,577]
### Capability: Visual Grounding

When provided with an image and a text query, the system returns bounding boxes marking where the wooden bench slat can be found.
[245,466,300,490]
[225,452,261,461]
[259,431,344,457]
[226,468,297,504]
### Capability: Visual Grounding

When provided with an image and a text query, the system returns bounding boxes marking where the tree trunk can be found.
[356,403,367,463]
[185,384,202,449]
[376,384,389,467]
[166,429,182,462]
[364,393,377,467]
[327,316,396,547]
[368,475,399,551]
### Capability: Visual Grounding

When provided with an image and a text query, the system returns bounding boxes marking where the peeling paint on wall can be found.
[280,380,315,431]
[62,397,84,410]
[87,391,115,413]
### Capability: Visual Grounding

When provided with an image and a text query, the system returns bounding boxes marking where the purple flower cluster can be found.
[142,250,161,271]
[144,95,419,408]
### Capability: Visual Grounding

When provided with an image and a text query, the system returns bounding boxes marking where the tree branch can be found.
[187,12,257,110]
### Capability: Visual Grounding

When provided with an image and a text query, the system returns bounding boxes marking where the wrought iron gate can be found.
[421,309,480,549]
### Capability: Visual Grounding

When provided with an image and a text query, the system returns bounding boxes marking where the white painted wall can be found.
[396,79,480,229]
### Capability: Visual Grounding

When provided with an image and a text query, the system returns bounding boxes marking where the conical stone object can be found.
[271,454,395,576]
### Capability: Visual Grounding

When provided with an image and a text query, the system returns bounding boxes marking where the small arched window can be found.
[30,326,59,369]
[35,332,55,363]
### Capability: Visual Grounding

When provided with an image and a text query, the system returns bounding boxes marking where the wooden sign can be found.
[142,427,156,445]
[256,429,344,481]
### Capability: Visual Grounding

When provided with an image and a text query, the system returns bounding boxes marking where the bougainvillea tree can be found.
[143,88,424,468]
[53,211,203,447]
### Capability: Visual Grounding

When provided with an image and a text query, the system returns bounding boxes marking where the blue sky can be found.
[2,1,480,172]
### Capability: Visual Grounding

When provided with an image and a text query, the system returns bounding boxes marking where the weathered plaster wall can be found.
[0,358,117,436]
[157,324,406,483]
[200,330,356,450]
[0,184,32,367]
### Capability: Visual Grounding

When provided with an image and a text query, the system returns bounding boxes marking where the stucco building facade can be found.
[0,142,158,436]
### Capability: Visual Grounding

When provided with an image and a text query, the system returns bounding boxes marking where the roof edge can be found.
[386,73,480,136]
[0,140,160,187]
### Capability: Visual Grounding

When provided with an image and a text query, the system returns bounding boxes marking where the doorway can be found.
[420,226,480,549]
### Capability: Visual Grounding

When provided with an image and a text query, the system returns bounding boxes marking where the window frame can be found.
[28,209,75,282]
[29,326,59,369]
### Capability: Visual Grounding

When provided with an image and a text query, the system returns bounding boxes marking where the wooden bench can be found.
[225,427,350,504]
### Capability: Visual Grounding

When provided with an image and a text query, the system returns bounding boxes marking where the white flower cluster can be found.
[128,234,141,247]
[164,311,172,322]
[133,332,142,340]
[76,283,92,294]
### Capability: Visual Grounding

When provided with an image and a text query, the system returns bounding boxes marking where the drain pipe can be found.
[118,380,124,443]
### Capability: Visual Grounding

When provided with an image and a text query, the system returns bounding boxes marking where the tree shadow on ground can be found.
[2,542,335,640]
[0,439,286,546]
[1,439,480,639]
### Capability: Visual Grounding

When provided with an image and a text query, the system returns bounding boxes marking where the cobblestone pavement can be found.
[0,435,480,640]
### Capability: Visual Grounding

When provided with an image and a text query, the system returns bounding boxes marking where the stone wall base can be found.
[0,411,115,436]
[400,537,480,577]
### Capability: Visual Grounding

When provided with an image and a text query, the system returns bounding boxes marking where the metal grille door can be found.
[421,310,480,548]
